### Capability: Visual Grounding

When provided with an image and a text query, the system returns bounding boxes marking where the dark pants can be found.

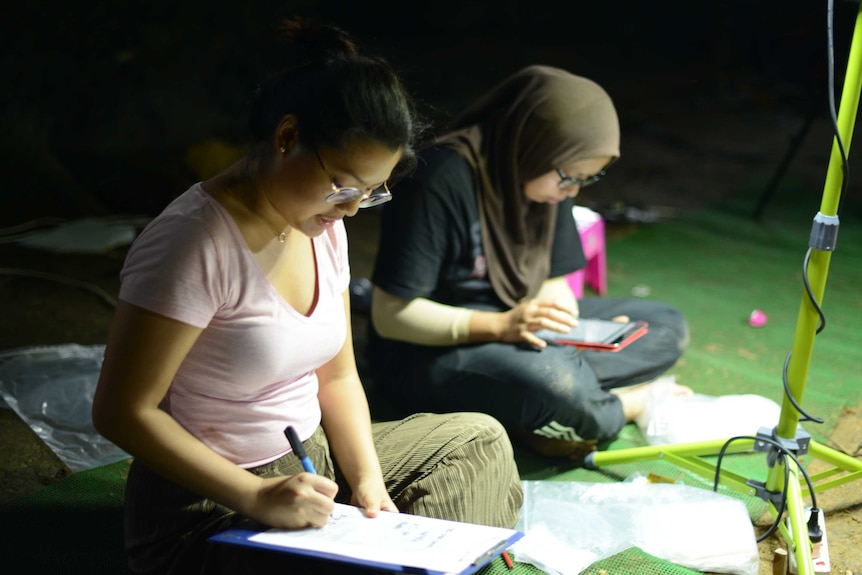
[368,298,689,442]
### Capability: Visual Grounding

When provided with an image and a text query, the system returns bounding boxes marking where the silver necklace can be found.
[240,162,288,243]
[262,188,288,243]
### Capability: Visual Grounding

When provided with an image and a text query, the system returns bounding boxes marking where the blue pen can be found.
[284,425,317,474]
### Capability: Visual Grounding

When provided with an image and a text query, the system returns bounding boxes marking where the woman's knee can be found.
[391,412,522,527]
[422,412,517,462]
[449,411,510,440]
[521,385,626,444]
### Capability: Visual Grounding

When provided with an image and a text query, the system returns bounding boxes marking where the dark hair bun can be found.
[246,16,423,172]
[279,17,358,68]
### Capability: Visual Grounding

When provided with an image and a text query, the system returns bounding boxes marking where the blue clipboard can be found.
[208,504,524,575]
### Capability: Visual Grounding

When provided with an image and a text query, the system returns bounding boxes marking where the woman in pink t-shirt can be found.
[92,18,522,575]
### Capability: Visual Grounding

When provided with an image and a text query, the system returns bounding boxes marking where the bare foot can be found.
[612,378,693,422]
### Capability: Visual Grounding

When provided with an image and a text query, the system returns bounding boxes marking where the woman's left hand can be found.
[350,480,399,517]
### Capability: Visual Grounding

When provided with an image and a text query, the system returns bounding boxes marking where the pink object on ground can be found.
[748,309,768,327]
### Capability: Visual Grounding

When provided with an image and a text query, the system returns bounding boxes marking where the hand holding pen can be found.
[245,425,335,529]
[285,426,398,518]
[285,425,317,474]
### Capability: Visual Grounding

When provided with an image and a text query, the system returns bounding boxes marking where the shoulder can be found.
[119,187,242,325]
[123,186,238,281]
[392,147,475,210]
[414,146,473,181]
[133,188,232,253]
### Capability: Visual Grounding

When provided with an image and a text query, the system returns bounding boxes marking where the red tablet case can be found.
[550,320,649,352]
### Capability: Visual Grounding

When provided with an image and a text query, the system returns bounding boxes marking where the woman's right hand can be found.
[95,302,340,532]
[499,297,578,348]
[250,473,339,529]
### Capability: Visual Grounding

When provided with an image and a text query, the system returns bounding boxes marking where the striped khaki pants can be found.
[125,412,523,575]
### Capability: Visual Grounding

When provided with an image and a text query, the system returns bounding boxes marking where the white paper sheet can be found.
[247,503,522,574]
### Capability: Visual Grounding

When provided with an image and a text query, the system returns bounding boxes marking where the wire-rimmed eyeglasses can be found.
[315,151,393,208]
[556,168,606,190]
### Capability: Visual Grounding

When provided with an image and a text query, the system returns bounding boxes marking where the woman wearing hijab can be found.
[366,65,691,459]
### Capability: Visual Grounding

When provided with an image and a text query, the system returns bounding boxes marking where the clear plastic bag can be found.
[0,344,130,472]
[635,376,783,445]
[512,478,759,575]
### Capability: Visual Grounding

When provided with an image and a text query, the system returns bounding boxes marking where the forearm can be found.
[536,275,578,312]
[372,278,579,347]
[465,309,507,342]
[317,290,385,490]
[471,277,579,344]
[94,305,341,531]
[318,376,383,489]
[95,404,262,516]
[371,287,474,345]
[92,303,263,516]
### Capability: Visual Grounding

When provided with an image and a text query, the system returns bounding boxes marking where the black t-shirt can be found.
[371,146,586,312]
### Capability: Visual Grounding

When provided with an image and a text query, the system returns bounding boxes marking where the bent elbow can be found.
[90,386,133,445]
[370,287,404,340]
[91,397,118,441]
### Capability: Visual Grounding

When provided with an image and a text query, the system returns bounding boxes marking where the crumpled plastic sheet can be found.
[512,478,760,575]
[635,376,783,445]
[0,344,130,472]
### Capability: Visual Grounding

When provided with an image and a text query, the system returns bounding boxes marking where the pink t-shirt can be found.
[119,184,350,467]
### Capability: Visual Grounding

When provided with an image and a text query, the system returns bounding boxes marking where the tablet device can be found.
[534,319,648,352]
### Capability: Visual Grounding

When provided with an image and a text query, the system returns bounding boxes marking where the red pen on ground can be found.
[502,550,514,570]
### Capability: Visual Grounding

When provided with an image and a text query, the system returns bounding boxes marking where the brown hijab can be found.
[434,65,620,307]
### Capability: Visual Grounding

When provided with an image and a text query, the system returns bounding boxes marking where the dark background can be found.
[2,7,862,573]
[3,0,860,227]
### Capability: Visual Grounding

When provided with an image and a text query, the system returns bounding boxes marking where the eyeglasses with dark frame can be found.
[315,151,393,208]
[556,168,606,190]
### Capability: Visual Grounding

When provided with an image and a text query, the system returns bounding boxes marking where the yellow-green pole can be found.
[785,461,814,573]
[765,5,862,574]
[773,1,862,444]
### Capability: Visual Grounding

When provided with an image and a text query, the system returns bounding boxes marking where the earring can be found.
[280,146,286,153]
